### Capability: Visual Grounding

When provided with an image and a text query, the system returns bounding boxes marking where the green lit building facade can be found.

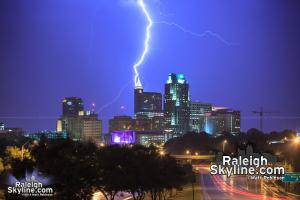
[164,73,190,136]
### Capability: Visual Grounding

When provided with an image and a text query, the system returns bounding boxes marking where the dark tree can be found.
[31,139,99,200]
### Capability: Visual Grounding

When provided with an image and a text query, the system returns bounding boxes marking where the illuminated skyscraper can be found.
[58,97,84,138]
[62,97,84,117]
[134,85,164,132]
[134,85,144,114]
[57,97,102,143]
[134,87,163,118]
[164,73,190,136]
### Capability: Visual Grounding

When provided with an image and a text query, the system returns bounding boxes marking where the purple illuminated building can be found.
[110,130,136,145]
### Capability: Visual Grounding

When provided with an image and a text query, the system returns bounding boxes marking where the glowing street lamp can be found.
[294,138,299,144]
[223,140,228,152]
[195,152,199,156]
[159,150,165,156]
[186,150,190,155]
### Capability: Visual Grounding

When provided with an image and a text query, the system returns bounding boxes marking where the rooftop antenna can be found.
[91,103,96,114]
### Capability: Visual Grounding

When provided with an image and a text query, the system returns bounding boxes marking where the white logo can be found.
[7,175,53,197]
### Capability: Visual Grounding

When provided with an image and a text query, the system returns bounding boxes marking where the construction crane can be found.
[253,107,279,132]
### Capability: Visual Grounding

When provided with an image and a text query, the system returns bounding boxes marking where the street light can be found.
[294,138,299,144]
[159,150,165,156]
[186,150,190,155]
[222,140,227,152]
[195,152,199,156]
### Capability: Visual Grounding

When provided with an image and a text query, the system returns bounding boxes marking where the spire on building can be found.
[135,78,143,89]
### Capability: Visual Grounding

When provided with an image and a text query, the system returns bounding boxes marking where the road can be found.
[198,166,295,200]
[93,166,297,200]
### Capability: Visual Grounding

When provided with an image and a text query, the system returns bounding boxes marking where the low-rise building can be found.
[24,131,68,140]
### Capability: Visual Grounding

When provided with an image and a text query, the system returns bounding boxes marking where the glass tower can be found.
[62,97,84,117]
[134,88,162,117]
[164,73,190,136]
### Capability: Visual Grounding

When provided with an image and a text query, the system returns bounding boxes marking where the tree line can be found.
[1,137,193,200]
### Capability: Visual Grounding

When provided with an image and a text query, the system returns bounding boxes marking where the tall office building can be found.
[134,84,164,132]
[189,102,212,133]
[62,97,84,117]
[134,87,163,118]
[78,111,102,142]
[57,97,102,143]
[164,73,190,136]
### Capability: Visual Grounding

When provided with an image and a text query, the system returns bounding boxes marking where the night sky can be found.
[1,0,300,133]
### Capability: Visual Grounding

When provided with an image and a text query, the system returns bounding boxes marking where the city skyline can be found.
[1,0,300,132]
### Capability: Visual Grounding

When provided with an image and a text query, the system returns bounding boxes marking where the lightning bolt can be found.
[133,0,235,88]
[133,0,153,88]
[97,80,132,113]
[153,21,237,46]
[97,0,236,112]
[96,0,153,114]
